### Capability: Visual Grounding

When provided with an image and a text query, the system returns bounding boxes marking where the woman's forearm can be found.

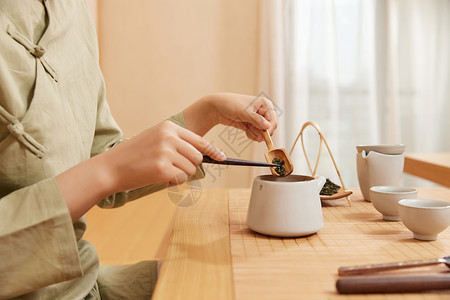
[182,95,218,136]
[56,93,276,222]
[55,153,117,222]
[55,119,227,222]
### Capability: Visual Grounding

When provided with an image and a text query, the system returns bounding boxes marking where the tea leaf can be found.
[320,178,340,196]
[272,158,286,176]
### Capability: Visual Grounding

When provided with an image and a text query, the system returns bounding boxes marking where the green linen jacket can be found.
[0,1,203,298]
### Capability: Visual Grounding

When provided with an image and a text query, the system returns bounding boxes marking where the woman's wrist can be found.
[90,152,122,196]
[182,94,219,136]
[55,153,119,221]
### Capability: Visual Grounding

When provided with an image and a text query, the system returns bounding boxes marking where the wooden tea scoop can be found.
[338,256,450,276]
[336,274,450,294]
[262,130,293,176]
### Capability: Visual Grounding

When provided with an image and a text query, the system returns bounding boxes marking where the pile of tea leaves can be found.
[320,178,341,196]
[272,158,286,176]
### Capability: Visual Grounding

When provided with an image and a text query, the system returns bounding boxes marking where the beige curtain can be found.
[259,0,450,187]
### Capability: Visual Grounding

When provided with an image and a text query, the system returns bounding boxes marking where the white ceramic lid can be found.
[356,144,405,155]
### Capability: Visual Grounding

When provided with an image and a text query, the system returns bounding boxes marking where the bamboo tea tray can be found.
[229,188,450,299]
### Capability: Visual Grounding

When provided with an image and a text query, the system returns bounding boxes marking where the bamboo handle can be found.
[338,259,442,276]
[336,274,450,294]
[262,130,274,150]
[289,121,352,206]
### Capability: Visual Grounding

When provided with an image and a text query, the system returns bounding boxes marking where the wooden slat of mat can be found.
[230,188,450,300]
[152,189,234,300]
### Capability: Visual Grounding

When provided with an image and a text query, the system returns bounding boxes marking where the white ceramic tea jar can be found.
[246,175,326,237]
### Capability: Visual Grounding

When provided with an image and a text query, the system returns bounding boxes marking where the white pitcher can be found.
[356,150,404,201]
[247,175,326,237]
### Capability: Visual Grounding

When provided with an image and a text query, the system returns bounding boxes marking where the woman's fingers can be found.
[237,96,277,135]
[256,103,277,135]
[246,124,264,142]
[158,123,225,184]
[167,171,188,186]
[171,150,198,177]
[175,139,204,166]
[176,126,226,161]
[246,111,271,131]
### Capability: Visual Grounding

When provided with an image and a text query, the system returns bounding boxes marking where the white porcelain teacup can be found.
[356,144,405,201]
[369,186,418,221]
[398,199,450,241]
[246,175,326,237]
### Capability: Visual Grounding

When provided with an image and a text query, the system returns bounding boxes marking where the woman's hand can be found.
[102,120,226,190]
[56,120,225,221]
[56,92,277,222]
[183,93,278,141]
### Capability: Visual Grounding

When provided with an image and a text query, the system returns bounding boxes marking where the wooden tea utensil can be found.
[336,274,450,294]
[262,130,293,176]
[338,256,450,276]
[202,155,279,167]
[290,121,352,205]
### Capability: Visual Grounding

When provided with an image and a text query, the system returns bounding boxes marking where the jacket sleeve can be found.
[0,178,82,299]
[96,111,205,209]
[89,77,123,158]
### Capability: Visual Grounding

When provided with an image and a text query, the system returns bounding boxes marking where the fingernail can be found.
[213,145,227,160]
[219,151,227,160]
[263,119,271,128]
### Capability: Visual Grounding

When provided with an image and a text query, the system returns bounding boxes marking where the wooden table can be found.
[85,189,177,265]
[153,188,450,299]
[404,152,450,187]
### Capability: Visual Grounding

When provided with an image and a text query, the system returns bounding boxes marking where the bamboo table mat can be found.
[229,188,450,300]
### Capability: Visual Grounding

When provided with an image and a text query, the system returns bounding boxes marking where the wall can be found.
[99,0,261,189]
[85,0,261,262]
